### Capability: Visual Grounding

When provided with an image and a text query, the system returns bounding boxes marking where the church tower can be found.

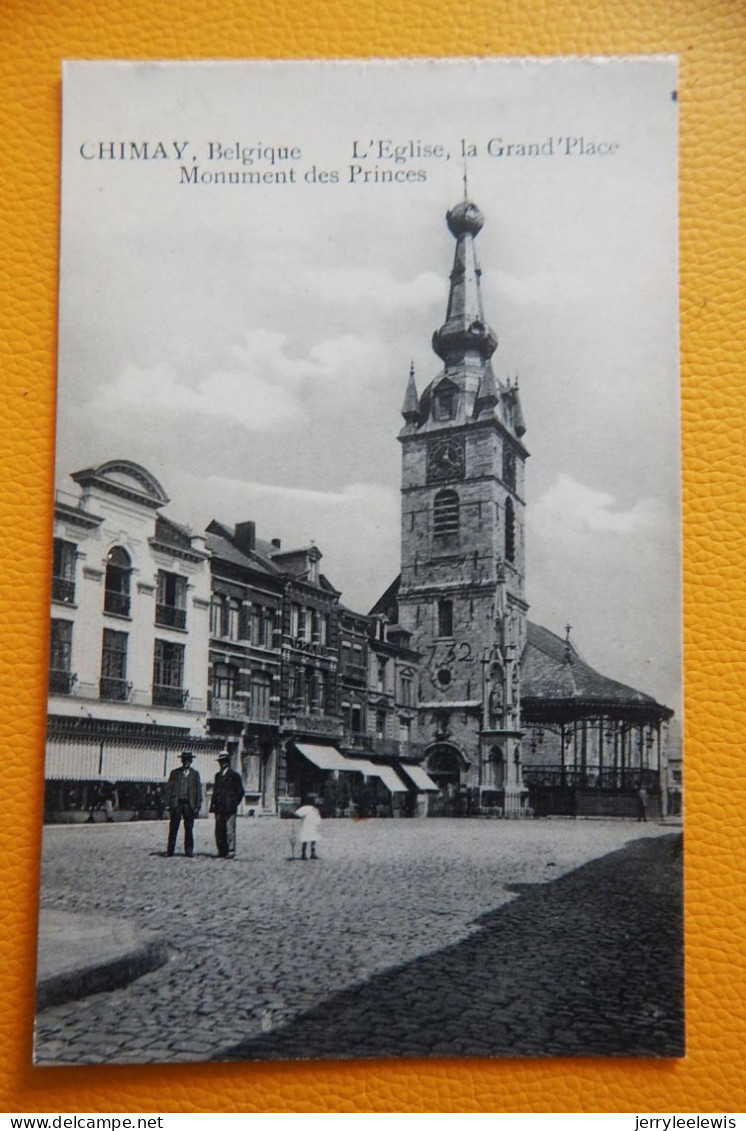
[398,196,529,814]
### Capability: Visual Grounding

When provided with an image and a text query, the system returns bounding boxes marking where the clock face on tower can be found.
[427,437,465,483]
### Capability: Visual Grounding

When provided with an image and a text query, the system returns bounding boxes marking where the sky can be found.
[56,58,681,711]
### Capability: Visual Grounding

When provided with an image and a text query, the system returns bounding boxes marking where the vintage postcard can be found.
[37,57,682,1065]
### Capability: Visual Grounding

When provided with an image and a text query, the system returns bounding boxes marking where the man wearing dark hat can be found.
[165,750,202,857]
[210,750,244,859]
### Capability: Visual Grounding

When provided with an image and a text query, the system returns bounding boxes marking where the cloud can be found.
[530,473,661,536]
[87,328,392,433]
[290,267,445,315]
[175,474,400,611]
[204,476,395,512]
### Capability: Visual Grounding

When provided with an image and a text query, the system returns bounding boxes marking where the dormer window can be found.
[436,390,456,420]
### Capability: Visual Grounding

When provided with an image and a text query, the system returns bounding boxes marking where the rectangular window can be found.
[52,539,77,604]
[239,602,251,640]
[251,604,265,646]
[436,390,455,420]
[227,599,241,641]
[212,662,237,700]
[250,672,273,720]
[156,570,187,629]
[318,669,329,712]
[289,664,300,706]
[400,676,413,706]
[209,595,223,637]
[503,446,517,491]
[153,639,187,707]
[100,629,130,701]
[437,599,453,638]
[49,619,74,694]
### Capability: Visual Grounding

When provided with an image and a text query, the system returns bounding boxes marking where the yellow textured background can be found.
[1,0,744,1114]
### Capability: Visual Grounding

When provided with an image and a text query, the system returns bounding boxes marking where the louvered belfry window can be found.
[434,489,459,537]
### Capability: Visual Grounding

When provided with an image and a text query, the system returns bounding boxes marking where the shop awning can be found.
[294,744,407,792]
[46,736,222,783]
[294,743,352,772]
[46,738,102,781]
[103,745,168,782]
[399,763,440,792]
[361,763,408,793]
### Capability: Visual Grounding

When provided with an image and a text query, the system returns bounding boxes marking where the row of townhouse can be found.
[45,459,429,822]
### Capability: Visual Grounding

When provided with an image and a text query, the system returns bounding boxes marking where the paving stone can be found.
[36,817,681,1065]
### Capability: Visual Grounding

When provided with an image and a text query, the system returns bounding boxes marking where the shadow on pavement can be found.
[219,832,684,1063]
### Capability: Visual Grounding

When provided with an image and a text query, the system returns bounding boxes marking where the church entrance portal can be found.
[425,744,472,817]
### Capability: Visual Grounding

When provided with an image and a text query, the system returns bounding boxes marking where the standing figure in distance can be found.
[210,750,244,859]
[636,782,648,823]
[166,750,202,857]
[294,796,322,860]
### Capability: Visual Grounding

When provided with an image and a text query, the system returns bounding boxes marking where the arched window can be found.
[104,546,131,616]
[505,498,516,563]
[434,489,459,538]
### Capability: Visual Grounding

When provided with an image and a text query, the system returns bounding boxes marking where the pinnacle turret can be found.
[401,362,420,424]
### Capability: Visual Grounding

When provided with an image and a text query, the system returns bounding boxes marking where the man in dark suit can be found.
[166,750,202,857]
[210,750,245,859]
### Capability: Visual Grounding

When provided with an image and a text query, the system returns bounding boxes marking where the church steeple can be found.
[396,195,529,816]
[432,199,498,367]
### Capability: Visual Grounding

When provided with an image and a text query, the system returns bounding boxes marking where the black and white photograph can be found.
[37,57,683,1065]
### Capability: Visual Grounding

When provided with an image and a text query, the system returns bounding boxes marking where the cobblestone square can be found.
[35,817,683,1065]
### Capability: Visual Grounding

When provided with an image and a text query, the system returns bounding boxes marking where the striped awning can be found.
[45,737,102,781]
[45,736,221,784]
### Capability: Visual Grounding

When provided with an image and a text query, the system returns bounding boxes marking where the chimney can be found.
[271,538,282,551]
[234,521,256,553]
